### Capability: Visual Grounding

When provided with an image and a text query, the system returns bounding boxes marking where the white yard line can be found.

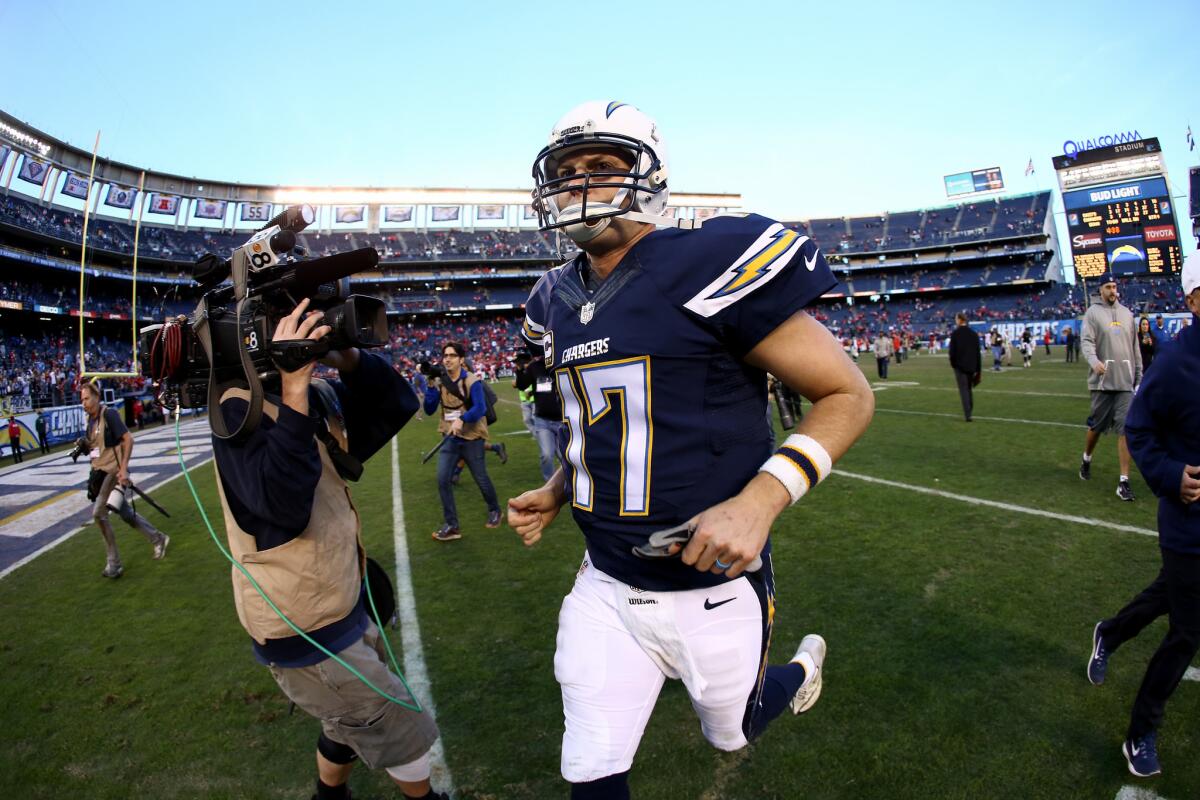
[390,439,455,794]
[873,407,1085,429]
[896,385,1084,399]
[833,470,1157,537]
[1116,785,1170,800]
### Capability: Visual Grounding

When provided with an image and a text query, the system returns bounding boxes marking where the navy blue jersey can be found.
[521,213,836,591]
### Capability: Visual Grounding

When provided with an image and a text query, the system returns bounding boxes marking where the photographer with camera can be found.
[211,298,449,800]
[422,341,502,541]
[79,381,169,579]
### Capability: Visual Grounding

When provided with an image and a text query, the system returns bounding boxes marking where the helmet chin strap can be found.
[559,193,698,243]
[563,210,698,242]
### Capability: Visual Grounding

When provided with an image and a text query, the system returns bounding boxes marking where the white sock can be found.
[1082,453,1092,463]
[1120,475,1129,483]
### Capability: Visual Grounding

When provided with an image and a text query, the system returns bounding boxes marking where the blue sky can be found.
[1,0,1196,252]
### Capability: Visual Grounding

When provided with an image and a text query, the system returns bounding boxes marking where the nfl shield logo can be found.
[580,301,595,325]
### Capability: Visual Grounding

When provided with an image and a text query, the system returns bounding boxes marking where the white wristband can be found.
[759,434,833,504]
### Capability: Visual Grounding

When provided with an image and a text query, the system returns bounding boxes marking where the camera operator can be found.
[513,350,563,482]
[422,341,502,541]
[211,299,448,800]
[80,381,169,579]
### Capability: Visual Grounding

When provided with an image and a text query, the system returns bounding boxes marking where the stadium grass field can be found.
[2,346,1196,799]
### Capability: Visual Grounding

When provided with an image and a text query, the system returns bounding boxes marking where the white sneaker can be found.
[153,534,170,560]
[789,634,826,714]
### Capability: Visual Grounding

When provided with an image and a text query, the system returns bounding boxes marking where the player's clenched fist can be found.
[507,486,562,546]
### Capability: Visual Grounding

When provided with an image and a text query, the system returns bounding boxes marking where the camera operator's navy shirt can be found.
[1125,316,1200,555]
[212,352,419,666]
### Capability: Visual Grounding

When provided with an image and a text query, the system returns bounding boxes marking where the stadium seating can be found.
[790,191,1050,255]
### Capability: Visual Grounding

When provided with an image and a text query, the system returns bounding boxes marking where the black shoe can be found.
[495,442,508,464]
[1116,480,1134,502]
[431,525,462,542]
[1079,458,1091,481]
[1087,621,1109,685]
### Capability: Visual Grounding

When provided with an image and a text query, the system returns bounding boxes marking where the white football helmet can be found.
[531,101,678,243]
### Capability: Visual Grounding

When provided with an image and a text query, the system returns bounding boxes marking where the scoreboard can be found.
[1053,137,1182,280]
[944,167,1004,198]
[1062,177,1182,278]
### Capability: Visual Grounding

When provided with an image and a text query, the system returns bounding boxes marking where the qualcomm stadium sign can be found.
[1062,131,1141,157]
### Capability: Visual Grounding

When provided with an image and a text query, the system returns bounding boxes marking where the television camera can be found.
[139,205,388,442]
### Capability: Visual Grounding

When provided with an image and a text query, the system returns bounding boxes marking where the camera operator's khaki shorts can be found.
[267,621,438,769]
[1087,390,1132,436]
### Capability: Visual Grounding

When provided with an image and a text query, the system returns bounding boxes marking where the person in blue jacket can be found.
[1086,253,1200,778]
[423,341,501,540]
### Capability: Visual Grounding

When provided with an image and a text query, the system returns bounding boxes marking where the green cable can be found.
[172,405,424,713]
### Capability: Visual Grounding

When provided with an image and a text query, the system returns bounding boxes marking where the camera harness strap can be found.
[440,370,471,409]
[193,248,265,444]
[310,380,363,482]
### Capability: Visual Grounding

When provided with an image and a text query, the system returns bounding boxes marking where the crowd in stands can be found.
[9,189,1051,267]
[387,316,524,379]
[1,189,1190,412]
[812,283,1088,339]
[0,278,192,319]
[0,264,1187,413]
[1,193,566,265]
[0,328,146,411]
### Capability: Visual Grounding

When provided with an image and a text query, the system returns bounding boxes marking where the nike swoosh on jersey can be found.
[804,249,820,271]
[703,597,735,611]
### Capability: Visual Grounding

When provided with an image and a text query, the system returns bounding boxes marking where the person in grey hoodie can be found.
[873,331,894,379]
[1079,273,1143,501]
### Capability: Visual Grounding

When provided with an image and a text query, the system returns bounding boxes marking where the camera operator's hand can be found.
[448,418,464,437]
[275,298,331,416]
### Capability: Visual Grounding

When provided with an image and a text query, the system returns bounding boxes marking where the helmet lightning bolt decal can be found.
[605,101,629,118]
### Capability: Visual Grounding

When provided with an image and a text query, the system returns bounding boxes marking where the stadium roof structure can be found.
[0,110,740,223]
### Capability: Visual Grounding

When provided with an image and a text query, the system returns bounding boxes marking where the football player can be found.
[507,101,875,798]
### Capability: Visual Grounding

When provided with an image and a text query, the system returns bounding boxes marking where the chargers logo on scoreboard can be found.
[1106,235,1145,265]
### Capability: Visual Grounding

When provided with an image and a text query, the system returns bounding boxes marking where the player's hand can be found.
[1181,466,1200,505]
[507,486,562,547]
[676,473,790,579]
